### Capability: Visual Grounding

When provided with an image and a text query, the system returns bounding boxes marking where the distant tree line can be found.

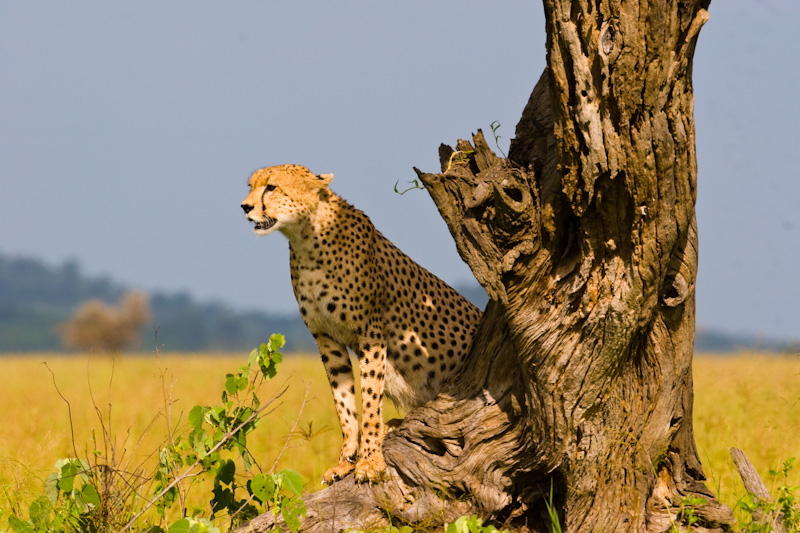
[0,253,314,353]
[0,252,794,353]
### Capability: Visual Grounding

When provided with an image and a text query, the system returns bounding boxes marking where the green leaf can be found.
[167,518,219,533]
[57,464,77,493]
[272,351,283,364]
[215,459,236,485]
[188,405,205,431]
[225,374,238,396]
[263,361,277,380]
[281,469,304,496]
[235,429,248,450]
[44,472,59,505]
[269,333,286,351]
[7,515,34,533]
[28,496,51,527]
[192,518,221,533]
[78,483,101,508]
[448,515,467,533]
[250,473,276,503]
[242,450,253,472]
[208,406,225,425]
[75,458,91,481]
[280,496,306,533]
[167,518,191,533]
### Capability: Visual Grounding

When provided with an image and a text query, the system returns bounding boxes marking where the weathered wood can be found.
[730,447,786,533]
[416,131,538,305]
[731,448,773,503]
[238,1,733,531]
[240,479,384,533]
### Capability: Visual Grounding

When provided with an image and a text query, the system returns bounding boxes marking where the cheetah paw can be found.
[322,461,355,484]
[354,454,386,484]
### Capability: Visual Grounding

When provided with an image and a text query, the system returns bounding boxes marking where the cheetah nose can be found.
[241,203,254,214]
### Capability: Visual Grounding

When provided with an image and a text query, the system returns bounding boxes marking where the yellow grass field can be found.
[0,352,797,526]
[692,355,800,509]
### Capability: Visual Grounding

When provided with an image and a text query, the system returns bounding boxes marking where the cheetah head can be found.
[241,164,333,237]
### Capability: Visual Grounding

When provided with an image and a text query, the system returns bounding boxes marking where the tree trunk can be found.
[239,1,735,531]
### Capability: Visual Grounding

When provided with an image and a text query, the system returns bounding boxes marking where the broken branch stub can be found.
[417,130,539,304]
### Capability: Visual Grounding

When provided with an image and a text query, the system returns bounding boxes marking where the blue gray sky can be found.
[1,2,798,341]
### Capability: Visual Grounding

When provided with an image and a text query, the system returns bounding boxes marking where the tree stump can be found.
[239,1,734,531]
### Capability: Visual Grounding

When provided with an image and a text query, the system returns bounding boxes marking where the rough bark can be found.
[730,448,786,532]
[239,1,734,531]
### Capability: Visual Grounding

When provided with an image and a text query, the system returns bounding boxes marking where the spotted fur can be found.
[241,164,481,483]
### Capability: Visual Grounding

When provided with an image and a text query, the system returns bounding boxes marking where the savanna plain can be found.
[0,351,798,529]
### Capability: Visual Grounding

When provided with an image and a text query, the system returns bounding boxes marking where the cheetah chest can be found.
[291,266,358,341]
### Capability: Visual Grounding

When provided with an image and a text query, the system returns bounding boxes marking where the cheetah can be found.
[241,164,481,483]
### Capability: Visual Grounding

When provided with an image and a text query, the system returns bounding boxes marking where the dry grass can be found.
[693,353,800,511]
[0,352,342,517]
[0,351,797,523]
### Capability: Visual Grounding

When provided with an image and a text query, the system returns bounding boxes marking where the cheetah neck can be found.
[283,193,357,263]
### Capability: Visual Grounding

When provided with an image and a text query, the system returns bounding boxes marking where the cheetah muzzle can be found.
[253,216,276,232]
[241,164,482,484]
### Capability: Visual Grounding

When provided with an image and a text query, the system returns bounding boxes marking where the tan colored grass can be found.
[0,352,797,524]
[693,354,800,513]
[0,352,342,519]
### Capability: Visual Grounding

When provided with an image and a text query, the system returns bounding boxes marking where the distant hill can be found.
[694,327,797,353]
[0,253,314,353]
[0,252,795,354]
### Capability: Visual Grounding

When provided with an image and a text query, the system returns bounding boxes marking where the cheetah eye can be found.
[265,184,277,192]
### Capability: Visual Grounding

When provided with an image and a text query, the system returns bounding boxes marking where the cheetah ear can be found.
[316,173,334,187]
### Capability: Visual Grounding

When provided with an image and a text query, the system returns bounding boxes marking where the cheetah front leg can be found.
[354,324,387,483]
[314,334,360,484]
